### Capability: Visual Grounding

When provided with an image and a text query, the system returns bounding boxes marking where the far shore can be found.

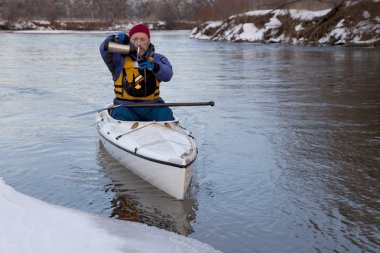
[0,20,197,31]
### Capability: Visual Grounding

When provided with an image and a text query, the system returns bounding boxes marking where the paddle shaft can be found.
[119,101,215,108]
[69,101,215,118]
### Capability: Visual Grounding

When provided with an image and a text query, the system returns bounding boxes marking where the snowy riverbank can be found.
[190,0,380,46]
[0,178,220,253]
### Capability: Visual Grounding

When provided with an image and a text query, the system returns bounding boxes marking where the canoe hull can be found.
[96,110,197,200]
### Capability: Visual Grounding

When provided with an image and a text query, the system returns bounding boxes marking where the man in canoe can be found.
[100,24,174,121]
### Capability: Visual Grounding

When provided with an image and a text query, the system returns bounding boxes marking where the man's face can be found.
[130,32,150,56]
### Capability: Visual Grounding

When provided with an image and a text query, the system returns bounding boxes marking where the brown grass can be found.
[276,12,300,38]
[286,0,335,10]
[234,13,273,29]
[342,0,380,26]
[203,25,220,37]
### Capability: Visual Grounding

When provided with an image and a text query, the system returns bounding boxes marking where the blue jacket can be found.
[99,35,173,83]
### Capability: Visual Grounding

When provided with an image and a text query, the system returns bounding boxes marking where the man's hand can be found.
[116,33,130,44]
[138,60,155,71]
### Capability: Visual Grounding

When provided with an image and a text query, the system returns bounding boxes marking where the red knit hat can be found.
[129,24,150,38]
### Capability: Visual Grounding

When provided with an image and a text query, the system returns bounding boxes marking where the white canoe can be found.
[96,109,197,200]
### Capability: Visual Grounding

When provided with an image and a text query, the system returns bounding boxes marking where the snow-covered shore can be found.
[190,0,380,46]
[0,178,221,253]
[0,20,195,31]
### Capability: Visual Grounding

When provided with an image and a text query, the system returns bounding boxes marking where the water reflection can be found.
[263,47,380,252]
[96,141,196,235]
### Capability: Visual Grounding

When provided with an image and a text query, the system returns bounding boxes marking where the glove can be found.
[116,33,130,44]
[138,60,155,71]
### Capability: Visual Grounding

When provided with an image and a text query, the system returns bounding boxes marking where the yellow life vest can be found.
[114,56,160,101]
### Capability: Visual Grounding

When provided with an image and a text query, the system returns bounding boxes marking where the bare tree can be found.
[109,0,131,21]
[155,1,177,21]
[135,0,155,20]
[2,0,27,21]
[0,0,214,23]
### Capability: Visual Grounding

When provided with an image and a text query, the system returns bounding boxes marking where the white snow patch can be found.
[289,9,331,20]
[352,36,379,44]
[346,1,359,6]
[266,15,282,29]
[207,21,223,28]
[268,34,285,43]
[35,20,51,25]
[295,24,304,32]
[246,10,272,16]
[238,23,263,41]
[190,21,223,40]
[0,178,220,253]
[363,11,371,19]
[224,24,243,41]
[319,19,348,44]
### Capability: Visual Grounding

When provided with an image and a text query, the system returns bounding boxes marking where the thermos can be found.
[104,41,137,55]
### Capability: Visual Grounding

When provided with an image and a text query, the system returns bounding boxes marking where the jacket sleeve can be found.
[100,35,118,78]
[152,54,173,82]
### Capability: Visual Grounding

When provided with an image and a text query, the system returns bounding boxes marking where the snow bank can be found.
[0,178,221,253]
[319,19,348,44]
[190,9,333,43]
[190,1,380,46]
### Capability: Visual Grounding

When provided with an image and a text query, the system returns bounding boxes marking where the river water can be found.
[0,30,379,253]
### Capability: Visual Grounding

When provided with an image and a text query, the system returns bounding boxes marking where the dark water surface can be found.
[0,30,379,253]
